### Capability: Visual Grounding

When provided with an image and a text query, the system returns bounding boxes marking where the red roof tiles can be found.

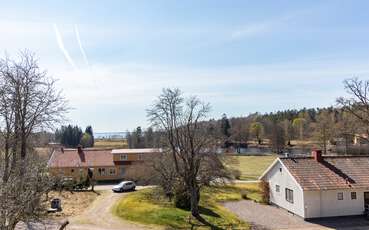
[280,156,369,191]
[48,148,114,168]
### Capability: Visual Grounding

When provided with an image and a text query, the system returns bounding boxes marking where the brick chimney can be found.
[312,149,323,162]
[77,145,85,162]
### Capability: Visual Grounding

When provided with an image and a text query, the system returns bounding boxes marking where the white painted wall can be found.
[263,160,305,218]
[304,189,368,218]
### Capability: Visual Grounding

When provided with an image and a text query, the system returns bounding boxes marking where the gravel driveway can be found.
[223,200,369,230]
[67,186,157,230]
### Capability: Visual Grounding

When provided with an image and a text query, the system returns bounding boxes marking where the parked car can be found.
[112,181,136,192]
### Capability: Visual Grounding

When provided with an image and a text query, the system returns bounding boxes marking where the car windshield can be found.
[118,181,131,186]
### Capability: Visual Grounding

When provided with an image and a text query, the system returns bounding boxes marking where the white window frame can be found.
[120,154,128,160]
[351,192,357,200]
[285,188,294,203]
[109,168,116,175]
[276,185,280,192]
[337,192,343,200]
[99,168,106,176]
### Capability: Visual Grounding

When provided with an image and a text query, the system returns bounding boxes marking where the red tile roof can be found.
[48,148,114,168]
[280,156,369,191]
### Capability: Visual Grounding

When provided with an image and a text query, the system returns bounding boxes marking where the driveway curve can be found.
[67,187,158,230]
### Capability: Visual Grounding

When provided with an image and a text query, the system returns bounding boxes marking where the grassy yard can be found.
[113,183,262,229]
[94,139,128,148]
[227,155,277,180]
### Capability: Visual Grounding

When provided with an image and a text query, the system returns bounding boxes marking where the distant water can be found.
[95,132,127,139]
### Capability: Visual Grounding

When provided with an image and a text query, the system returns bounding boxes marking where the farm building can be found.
[260,150,369,219]
[48,146,161,181]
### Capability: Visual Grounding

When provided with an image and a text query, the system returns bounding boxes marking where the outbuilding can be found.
[260,150,369,219]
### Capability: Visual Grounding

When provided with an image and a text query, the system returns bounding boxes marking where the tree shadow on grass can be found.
[199,206,221,218]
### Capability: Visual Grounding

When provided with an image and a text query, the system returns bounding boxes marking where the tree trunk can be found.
[190,186,200,218]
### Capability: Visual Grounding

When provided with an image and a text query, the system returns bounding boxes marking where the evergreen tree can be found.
[55,125,83,147]
[85,125,94,147]
[220,113,231,138]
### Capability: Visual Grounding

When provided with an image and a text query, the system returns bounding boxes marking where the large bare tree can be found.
[147,88,229,224]
[0,51,67,230]
[337,78,369,141]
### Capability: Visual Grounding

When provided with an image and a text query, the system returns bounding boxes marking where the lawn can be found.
[94,139,128,148]
[113,183,262,229]
[227,155,277,180]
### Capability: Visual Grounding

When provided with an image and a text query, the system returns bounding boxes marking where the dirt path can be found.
[66,188,158,230]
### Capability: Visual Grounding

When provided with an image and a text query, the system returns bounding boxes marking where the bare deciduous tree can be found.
[337,78,369,141]
[147,88,229,224]
[0,51,67,230]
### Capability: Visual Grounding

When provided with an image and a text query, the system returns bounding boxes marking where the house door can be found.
[364,192,369,209]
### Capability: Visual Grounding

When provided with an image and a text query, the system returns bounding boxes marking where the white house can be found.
[260,150,369,219]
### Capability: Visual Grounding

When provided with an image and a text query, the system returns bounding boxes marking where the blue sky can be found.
[1,1,369,131]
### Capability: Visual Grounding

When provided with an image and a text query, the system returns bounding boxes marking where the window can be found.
[351,192,357,200]
[276,185,280,192]
[98,168,106,176]
[120,154,128,160]
[109,168,116,175]
[71,169,74,173]
[279,168,282,172]
[337,192,343,200]
[285,188,294,203]
[138,154,143,160]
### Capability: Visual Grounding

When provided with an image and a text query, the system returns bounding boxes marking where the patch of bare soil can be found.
[46,190,100,219]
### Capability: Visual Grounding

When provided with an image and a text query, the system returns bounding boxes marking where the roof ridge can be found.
[280,155,369,160]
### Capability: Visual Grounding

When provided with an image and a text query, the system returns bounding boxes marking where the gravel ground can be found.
[16,186,157,230]
[223,200,369,230]
[67,186,157,230]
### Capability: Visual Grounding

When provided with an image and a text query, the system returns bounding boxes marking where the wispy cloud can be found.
[53,24,76,68]
[230,13,296,39]
[74,24,89,66]
[231,22,271,39]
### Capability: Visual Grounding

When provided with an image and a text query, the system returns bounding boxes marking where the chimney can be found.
[77,145,85,162]
[77,145,83,154]
[61,147,64,153]
[312,150,323,162]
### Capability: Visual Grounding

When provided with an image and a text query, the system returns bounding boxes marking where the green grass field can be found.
[227,155,277,180]
[113,183,261,229]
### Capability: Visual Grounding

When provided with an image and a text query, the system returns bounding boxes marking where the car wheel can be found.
[120,188,124,192]
[132,186,136,191]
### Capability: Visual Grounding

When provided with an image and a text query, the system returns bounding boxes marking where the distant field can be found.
[227,155,277,181]
[94,139,128,148]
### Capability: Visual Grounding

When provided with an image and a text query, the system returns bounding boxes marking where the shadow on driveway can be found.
[307,216,369,229]
[223,200,369,230]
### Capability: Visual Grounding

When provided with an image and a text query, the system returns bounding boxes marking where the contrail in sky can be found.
[53,24,76,68]
[74,24,89,66]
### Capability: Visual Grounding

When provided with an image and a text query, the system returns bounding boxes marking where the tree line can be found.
[209,105,360,153]
[55,125,95,148]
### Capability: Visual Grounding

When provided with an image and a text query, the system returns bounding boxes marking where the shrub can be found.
[240,190,249,200]
[259,180,270,204]
[231,169,242,180]
[174,189,191,210]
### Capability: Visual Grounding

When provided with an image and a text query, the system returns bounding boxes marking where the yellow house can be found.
[47,146,161,181]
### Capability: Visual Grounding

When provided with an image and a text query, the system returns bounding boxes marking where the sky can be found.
[0,1,369,132]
